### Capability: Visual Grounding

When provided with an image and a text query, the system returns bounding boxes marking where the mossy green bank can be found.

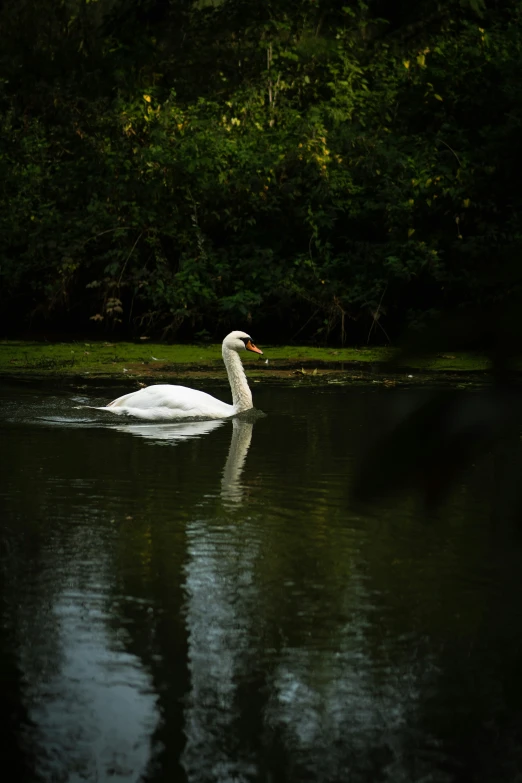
[0,340,495,387]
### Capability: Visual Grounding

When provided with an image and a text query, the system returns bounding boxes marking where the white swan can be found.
[93,331,263,421]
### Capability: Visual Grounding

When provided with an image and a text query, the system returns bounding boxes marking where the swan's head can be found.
[223,331,263,355]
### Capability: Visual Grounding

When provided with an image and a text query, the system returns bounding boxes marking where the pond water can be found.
[1,381,522,783]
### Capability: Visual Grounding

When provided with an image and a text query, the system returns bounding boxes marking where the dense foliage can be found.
[1,0,521,342]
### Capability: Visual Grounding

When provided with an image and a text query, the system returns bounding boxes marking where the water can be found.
[1,381,522,783]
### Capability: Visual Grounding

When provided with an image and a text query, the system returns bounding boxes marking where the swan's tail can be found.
[73,405,125,414]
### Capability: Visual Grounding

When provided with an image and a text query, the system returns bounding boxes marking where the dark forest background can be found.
[1,0,521,343]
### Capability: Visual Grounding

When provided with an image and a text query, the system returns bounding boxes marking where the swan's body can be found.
[93,331,262,421]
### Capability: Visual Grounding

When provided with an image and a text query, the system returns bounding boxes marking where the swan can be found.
[92,331,263,421]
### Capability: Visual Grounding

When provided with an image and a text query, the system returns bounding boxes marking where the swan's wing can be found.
[106,384,234,418]
[107,384,177,409]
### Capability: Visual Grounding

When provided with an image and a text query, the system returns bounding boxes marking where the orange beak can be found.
[246,340,263,355]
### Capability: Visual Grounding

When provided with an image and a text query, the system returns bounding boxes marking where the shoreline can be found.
[0,340,501,388]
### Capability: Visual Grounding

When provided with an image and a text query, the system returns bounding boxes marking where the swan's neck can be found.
[223,346,253,412]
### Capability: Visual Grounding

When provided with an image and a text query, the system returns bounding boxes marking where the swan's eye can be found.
[240,337,251,347]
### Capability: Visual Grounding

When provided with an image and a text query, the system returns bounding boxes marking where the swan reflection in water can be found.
[95,411,433,780]
[109,412,259,506]
[109,419,226,443]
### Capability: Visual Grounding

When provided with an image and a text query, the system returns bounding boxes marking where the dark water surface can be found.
[1,381,522,783]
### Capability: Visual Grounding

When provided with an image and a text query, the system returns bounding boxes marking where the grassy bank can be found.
[0,340,494,387]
